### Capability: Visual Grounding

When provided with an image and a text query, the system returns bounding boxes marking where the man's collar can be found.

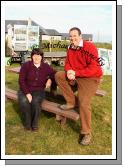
[69,39,83,50]
[78,39,83,47]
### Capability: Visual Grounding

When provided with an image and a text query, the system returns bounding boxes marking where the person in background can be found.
[18,48,56,131]
[55,27,103,145]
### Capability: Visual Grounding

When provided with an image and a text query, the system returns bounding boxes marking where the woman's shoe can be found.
[32,127,38,132]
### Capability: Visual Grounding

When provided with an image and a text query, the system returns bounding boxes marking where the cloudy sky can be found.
[3,1,116,42]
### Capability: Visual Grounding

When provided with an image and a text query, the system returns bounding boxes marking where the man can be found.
[55,27,103,145]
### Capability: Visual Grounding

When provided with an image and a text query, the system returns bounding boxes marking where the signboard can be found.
[98,48,112,75]
[13,25,39,51]
[13,25,27,51]
[27,26,39,51]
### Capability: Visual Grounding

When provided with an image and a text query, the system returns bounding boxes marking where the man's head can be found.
[69,27,82,46]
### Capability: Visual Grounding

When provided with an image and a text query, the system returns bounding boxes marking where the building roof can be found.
[44,51,66,57]
[82,34,93,41]
[60,33,93,41]
[46,29,61,36]
[5,19,93,41]
[60,33,69,40]
[5,19,48,35]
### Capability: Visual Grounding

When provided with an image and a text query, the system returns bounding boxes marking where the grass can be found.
[5,63,112,155]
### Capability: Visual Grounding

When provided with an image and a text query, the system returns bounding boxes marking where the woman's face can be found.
[32,54,42,64]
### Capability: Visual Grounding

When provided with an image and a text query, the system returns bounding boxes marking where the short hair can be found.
[31,48,44,58]
[69,27,82,36]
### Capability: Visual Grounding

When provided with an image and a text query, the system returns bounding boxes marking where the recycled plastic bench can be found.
[5,66,106,125]
[5,87,80,125]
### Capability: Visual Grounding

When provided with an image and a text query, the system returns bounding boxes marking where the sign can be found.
[13,25,39,51]
[27,26,39,51]
[98,48,112,75]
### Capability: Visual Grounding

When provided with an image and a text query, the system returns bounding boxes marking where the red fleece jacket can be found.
[65,40,103,78]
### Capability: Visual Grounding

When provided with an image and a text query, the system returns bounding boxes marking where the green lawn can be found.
[5,63,112,155]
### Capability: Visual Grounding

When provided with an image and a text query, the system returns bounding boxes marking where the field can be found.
[5,63,112,155]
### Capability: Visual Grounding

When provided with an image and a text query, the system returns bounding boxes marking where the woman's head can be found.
[31,48,44,64]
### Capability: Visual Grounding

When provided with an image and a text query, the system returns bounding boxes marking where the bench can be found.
[5,87,80,125]
[6,67,106,97]
[6,67,21,74]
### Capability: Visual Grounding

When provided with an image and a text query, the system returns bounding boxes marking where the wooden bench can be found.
[5,87,80,125]
[6,67,106,97]
[6,67,21,74]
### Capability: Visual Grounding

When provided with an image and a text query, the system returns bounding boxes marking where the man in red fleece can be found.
[55,27,103,145]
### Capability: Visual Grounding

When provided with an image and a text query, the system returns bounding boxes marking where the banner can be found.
[27,26,39,51]
[13,25,39,51]
[14,25,27,51]
[98,48,112,75]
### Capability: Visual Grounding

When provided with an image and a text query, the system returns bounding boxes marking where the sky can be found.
[4,1,115,42]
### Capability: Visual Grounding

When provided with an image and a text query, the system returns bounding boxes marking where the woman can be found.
[18,48,56,131]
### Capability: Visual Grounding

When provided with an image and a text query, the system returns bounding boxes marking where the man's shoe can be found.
[59,104,75,110]
[79,134,91,145]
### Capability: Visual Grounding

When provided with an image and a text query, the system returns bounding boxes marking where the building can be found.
[82,34,93,41]
[5,19,62,42]
[43,29,61,41]
[5,19,48,42]
[5,19,93,65]
[60,33,93,41]
[5,19,93,42]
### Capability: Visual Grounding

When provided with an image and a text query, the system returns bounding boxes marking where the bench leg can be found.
[55,115,67,125]
[60,117,67,125]
[56,114,63,121]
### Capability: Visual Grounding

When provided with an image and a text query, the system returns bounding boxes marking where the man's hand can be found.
[45,79,52,89]
[26,93,32,103]
[68,73,75,80]
[67,70,75,80]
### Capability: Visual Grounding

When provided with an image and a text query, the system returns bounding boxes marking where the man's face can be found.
[69,30,81,46]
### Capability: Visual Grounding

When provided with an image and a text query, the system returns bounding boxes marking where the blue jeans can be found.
[18,90,45,129]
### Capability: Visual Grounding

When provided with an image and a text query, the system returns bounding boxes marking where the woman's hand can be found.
[45,79,52,89]
[26,93,32,103]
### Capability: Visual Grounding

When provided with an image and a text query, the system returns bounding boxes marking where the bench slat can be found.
[5,88,79,121]
[6,67,21,74]
[41,100,79,120]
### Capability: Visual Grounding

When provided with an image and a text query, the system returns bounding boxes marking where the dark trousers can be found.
[18,90,45,129]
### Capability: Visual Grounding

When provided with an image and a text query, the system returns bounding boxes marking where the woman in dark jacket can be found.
[18,48,56,131]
